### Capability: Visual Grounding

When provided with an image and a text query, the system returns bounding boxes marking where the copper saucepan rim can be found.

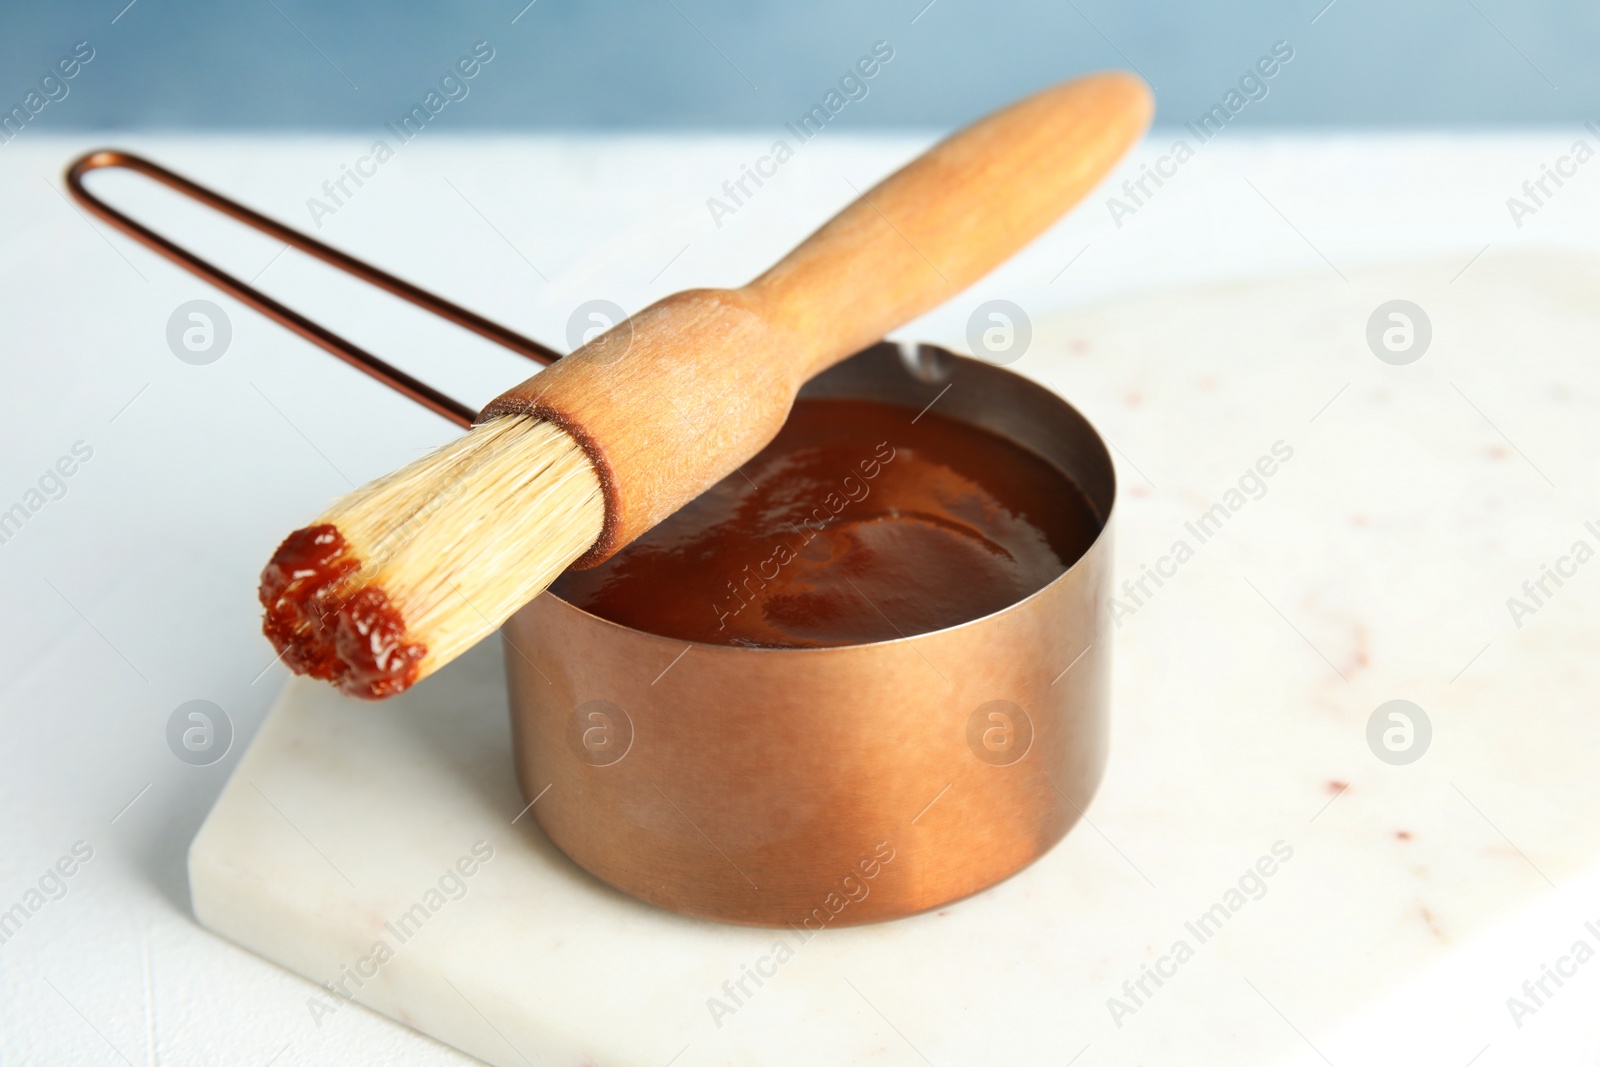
[542,345,1120,655]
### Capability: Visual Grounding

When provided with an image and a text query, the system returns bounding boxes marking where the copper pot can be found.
[503,341,1116,926]
[62,155,1117,929]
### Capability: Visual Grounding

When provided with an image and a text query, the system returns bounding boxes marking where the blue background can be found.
[0,0,1591,131]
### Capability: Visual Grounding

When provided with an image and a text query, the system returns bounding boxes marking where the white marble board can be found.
[191,251,1600,1066]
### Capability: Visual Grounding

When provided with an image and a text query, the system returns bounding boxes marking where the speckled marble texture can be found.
[190,250,1600,1066]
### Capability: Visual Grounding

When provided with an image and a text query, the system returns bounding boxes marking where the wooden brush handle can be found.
[483,72,1152,566]
[747,71,1153,376]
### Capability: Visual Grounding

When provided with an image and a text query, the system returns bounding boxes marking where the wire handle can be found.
[64,149,562,427]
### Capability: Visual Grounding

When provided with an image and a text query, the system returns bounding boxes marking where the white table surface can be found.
[3,129,1600,1065]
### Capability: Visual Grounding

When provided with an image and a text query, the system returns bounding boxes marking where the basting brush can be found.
[259,71,1153,698]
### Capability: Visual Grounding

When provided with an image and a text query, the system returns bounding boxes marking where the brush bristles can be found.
[260,415,604,698]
